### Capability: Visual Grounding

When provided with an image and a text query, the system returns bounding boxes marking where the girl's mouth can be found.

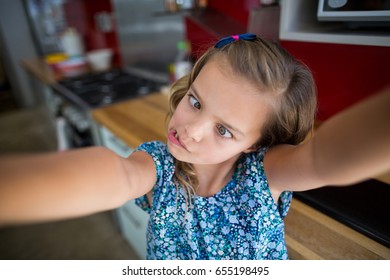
[168,130,188,150]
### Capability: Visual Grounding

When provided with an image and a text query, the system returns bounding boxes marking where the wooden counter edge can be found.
[285,199,390,259]
[21,58,60,85]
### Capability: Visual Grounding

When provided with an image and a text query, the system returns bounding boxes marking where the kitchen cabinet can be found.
[95,124,133,158]
[115,199,149,259]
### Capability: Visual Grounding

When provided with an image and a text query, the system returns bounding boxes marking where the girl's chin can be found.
[167,143,199,164]
[167,142,186,160]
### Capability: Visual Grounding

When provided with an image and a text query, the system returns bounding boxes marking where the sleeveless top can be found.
[135,141,292,260]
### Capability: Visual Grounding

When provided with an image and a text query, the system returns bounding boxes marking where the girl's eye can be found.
[189,95,201,110]
[217,124,233,139]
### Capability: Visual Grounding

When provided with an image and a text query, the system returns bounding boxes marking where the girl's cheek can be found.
[169,109,185,128]
[173,103,190,123]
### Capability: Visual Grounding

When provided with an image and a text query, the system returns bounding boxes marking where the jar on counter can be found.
[60,28,85,57]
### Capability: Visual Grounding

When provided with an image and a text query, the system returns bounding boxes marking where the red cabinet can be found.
[281,41,390,120]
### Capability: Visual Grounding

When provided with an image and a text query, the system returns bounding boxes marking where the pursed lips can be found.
[168,130,189,151]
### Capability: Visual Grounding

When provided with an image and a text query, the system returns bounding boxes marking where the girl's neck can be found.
[193,155,240,197]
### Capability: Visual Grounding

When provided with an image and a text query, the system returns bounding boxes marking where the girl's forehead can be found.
[195,59,268,102]
[192,60,273,134]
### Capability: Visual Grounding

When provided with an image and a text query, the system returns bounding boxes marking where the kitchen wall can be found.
[0,0,42,108]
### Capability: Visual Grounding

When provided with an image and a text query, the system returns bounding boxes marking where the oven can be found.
[55,105,93,149]
[52,69,165,149]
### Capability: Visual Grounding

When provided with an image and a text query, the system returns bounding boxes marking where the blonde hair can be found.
[167,37,317,200]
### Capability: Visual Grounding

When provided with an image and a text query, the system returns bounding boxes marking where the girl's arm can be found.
[0,147,156,226]
[265,86,390,193]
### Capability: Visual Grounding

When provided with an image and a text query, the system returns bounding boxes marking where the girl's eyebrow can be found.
[190,85,244,137]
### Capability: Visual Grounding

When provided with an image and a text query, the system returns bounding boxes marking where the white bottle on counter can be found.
[173,40,192,81]
[60,28,85,57]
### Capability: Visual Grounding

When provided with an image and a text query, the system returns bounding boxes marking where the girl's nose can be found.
[185,119,208,142]
[185,125,202,142]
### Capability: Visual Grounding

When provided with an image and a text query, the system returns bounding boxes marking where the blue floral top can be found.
[135,141,292,260]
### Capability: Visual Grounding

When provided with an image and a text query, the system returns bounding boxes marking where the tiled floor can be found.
[0,90,140,259]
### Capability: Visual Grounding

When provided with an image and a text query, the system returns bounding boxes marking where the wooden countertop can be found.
[22,58,390,259]
[92,92,170,148]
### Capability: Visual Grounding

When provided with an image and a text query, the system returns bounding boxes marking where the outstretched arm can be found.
[0,147,155,226]
[265,86,390,193]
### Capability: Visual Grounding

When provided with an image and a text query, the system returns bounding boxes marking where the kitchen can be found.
[0,0,389,260]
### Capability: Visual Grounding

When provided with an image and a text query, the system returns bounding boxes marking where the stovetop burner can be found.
[57,69,164,108]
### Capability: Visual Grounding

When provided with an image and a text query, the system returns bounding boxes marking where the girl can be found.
[0,34,389,260]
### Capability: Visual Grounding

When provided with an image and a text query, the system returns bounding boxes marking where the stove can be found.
[52,69,166,149]
[56,69,165,109]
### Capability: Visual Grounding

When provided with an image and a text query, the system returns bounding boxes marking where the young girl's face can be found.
[167,59,273,166]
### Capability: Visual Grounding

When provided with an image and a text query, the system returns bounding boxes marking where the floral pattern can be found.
[135,141,292,260]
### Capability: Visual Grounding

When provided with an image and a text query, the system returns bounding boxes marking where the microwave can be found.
[317,0,390,22]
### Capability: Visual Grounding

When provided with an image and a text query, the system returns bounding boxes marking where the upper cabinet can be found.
[280,0,390,47]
